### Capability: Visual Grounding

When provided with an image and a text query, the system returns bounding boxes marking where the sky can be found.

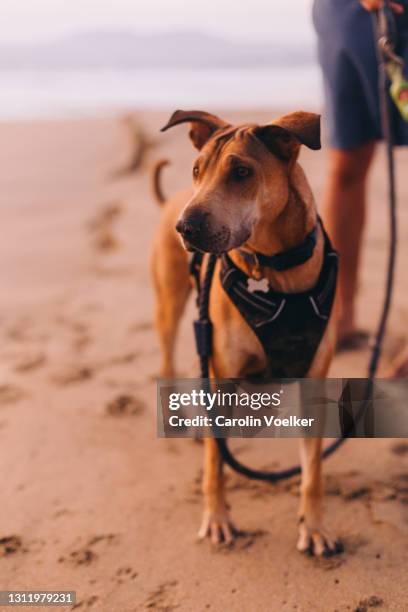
[1,0,314,44]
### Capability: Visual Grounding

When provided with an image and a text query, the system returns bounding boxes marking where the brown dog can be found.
[151,110,342,556]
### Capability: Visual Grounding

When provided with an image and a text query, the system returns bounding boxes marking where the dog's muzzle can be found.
[176,215,203,243]
[176,211,231,253]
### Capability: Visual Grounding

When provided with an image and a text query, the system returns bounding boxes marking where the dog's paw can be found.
[197,509,236,546]
[297,520,343,557]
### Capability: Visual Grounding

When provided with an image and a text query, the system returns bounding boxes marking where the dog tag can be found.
[247,278,269,293]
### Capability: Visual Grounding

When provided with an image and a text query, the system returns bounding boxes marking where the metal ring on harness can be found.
[193,1,398,483]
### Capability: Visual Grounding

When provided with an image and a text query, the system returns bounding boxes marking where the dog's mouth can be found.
[182,239,200,253]
[182,227,252,255]
[181,239,225,255]
[180,226,233,255]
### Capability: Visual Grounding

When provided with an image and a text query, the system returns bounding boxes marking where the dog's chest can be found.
[219,249,338,378]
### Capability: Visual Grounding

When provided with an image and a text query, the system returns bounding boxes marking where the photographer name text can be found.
[168,414,315,428]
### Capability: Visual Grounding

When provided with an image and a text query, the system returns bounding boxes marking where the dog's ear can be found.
[254,112,321,161]
[161,109,230,150]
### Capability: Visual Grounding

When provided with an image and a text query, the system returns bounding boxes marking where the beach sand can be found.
[0,111,407,611]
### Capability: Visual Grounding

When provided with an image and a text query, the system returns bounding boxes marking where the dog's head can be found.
[161,109,320,253]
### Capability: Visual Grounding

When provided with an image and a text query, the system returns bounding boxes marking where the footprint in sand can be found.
[354,595,384,611]
[6,318,32,342]
[71,595,98,610]
[59,534,118,567]
[116,566,133,577]
[54,316,93,353]
[87,201,123,253]
[67,549,96,566]
[105,394,144,417]
[51,365,93,386]
[143,580,179,611]
[0,384,25,405]
[14,352,46,373]
[114,566,138,585]
[391,442,408,456]
[0,535,23,557]
[72,333,92,352]
[6,318,48,344]
[68,322,92,351]
[87,534,117,547]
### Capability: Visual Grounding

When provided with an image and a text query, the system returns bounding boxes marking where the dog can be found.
[151,109,342,556]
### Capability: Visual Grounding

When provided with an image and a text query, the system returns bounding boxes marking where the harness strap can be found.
[189,251,204,303]
[194,254,217,378]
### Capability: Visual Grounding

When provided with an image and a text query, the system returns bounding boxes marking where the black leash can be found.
[370,2,398,381]
[194,3,398,482]
[194,253,217,379]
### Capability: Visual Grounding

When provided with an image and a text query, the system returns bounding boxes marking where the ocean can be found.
[0,65,322,120]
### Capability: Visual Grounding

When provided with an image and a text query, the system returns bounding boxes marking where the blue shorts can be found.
[313,0,408,149]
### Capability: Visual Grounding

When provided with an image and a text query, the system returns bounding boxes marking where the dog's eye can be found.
[193,165,199,179]
[233,165,251,179]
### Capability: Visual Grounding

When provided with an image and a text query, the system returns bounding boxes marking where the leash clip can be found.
[379,35,404,66]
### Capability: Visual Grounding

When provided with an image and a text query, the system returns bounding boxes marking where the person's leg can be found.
[322,141,376,346]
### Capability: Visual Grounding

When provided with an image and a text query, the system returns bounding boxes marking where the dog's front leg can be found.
[297,438,342,556]
[198,438,235,545]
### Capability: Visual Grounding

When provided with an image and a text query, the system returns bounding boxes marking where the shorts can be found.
[313,0,408,149]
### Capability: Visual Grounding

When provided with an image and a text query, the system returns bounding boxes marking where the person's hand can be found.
[360,0,404,13]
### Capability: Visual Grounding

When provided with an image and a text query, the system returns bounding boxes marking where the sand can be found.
[0,111,407,612]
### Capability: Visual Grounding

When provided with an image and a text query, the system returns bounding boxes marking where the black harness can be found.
[191,221,338,378]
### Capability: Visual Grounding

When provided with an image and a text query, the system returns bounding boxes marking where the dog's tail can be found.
[151,159,170,205]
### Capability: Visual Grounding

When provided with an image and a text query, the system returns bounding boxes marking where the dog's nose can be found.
[176,216,203,239]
